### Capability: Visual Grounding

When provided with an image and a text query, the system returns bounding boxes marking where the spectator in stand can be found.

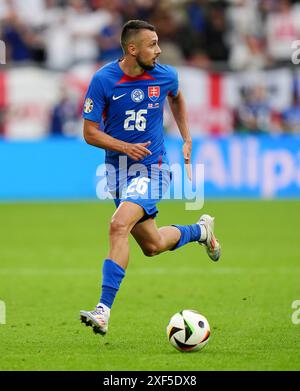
[2,13,33,63]
[226,0,270,70]
[96,0,123,62]
[184,0,207,55]
[186,49,212,70]
[117,0,139,23]
[133,0,158,20]
[229,33,270,71]
[97,18,123,63]
[149,3,185,65]
[204,2,230,63]
[0,0,48,65]
[235,85,275,134]
[43,1,73,70]
[67,0,112,65]
[265,0,300,65]
[6,0,47,28]
[44,0,112,69]
[281,91,300,134]
[226,0,263,47]
[49,89,81,137]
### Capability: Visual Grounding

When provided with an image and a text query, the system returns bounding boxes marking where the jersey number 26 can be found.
[124,109,147,131]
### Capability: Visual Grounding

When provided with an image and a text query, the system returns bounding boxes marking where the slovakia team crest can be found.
[148,86,160,102]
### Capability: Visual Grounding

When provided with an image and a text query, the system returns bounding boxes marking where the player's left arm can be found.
[168,90,192,180]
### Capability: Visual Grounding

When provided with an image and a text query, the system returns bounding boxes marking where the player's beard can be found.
[136,54,156,71]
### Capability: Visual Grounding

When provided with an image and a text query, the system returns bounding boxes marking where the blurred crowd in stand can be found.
[0,0,300,137]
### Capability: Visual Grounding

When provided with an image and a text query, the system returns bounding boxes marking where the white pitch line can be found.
[0,267,298,276]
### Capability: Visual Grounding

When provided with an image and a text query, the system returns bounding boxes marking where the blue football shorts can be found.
[107,164,171,223]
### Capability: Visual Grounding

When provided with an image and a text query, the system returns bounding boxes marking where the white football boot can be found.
[197,214,221,262]
[80,305,109,335]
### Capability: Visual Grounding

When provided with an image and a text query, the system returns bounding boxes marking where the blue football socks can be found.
[99,258,125,309]
[171,224,201,251]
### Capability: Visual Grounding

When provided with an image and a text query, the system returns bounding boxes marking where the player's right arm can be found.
[83,72,151,161]
[83,119,152,161]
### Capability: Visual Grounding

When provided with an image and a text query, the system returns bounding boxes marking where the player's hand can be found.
[183,139,192,181]
[123,141,152,161]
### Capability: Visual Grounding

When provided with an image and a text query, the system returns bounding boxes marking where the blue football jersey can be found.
[82,60,178,167]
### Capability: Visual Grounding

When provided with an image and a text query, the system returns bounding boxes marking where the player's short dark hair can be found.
[121,20,156,53]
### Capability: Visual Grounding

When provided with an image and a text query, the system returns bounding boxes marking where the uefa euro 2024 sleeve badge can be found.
[84,98,94,113]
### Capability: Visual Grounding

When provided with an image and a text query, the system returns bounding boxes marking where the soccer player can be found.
[80,20,221,335]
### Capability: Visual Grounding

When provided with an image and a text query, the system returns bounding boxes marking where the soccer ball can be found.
[166,309,210,352]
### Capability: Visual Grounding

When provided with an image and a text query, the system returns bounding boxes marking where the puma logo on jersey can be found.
[112,93,127,100]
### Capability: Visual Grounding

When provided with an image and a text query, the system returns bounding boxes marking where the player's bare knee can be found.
[109,218,129,238]
[142,242,161,257]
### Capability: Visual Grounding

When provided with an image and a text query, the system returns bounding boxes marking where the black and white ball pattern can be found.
[166,310,210,352]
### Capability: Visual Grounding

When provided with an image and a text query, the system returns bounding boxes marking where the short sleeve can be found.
[167,66,179,98]
[82,73,107,123]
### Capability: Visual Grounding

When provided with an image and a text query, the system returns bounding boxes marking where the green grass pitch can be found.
[0,200,299,371]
